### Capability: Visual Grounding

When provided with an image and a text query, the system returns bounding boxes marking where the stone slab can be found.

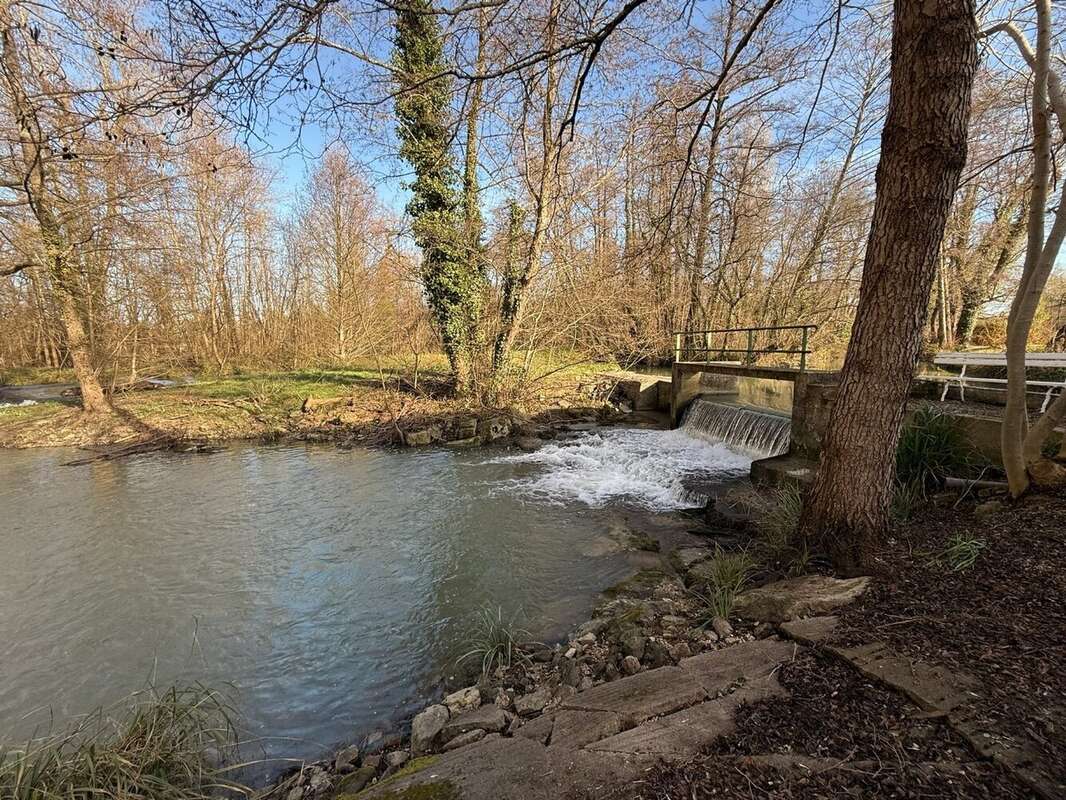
[513,712,554,745]
[360,735,553,799]
[779,615,839,645]
[678,638,796,694]
[830,641,977,713]
[441,704,508,742]
[733,575,871,622]
[548,709,625,750]
[559,665,707,724]
[586,675,785,757]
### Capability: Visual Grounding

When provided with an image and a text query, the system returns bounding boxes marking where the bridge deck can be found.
[673,361,828,383]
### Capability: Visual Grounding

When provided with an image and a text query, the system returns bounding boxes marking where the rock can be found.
[362,754,382,772]
[674,547,714,569]
[733,575,872,623]
[410,704,449,755]
[441,704,508,742]
[527,643,554,663]
[711,617,733,638]
[306,767,331,793]
[444,686,481,716]
[505,713,524,736]
[445,436,478,448]
[559,656,583,688]
[574,618,609,638]
[494,689,513,710]
[627,532,660,552]
[576,632,597,645]
[661,614,687,628]
[403,429,432,447]
[334,744,360,773]
[973,499,1003,518]
[456,418,478,438]
[486,416,511,441]
[514,686,552,717]
[622,655,642,675]
[669,641,693,660]
[1029,457,1066,488]
[443,728,486,751]
[643,637,673,669]
[703,629,720,644]
[286,787,304,800]
[335,765,376,794]
[578,676,595,691]
[385,750,410,769]
[779,615,839,645]
[515,436,541,452]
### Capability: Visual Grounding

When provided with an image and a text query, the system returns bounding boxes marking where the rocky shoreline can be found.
[259,520,796,800]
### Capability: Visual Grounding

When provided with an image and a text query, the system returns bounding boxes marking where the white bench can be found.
[932,351,1066,412]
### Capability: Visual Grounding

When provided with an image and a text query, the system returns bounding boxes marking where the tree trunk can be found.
[56,276,110,414]
[797,0,978,571]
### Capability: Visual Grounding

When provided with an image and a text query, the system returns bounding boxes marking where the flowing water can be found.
[680,398,791,458]
[0,427,758,777]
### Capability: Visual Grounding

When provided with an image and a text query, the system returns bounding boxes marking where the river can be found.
[0,425,754,776]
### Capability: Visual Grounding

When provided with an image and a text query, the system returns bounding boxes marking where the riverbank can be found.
[275,489,1064,800]
[0,361,624,450]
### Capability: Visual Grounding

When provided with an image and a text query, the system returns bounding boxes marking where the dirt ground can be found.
[603,493,1066,799]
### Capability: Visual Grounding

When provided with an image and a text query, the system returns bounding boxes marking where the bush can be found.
[0,685,244,800]
[896,405,975,489]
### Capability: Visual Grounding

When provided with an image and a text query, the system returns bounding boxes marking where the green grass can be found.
[0,401,65,422]
[689,546,757,621]
[936,533,987,572]
[0,367,77,385]
[897,405,976,489]
[0,685,246,800]
[456,606,536,681]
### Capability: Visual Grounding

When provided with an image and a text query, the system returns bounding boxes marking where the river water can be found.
[0,427,752,774]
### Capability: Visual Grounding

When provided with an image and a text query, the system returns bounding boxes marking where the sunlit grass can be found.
[0,684,247,800]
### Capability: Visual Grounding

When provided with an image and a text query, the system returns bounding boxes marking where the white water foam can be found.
[0,399,36,408]
[491,428,751,511]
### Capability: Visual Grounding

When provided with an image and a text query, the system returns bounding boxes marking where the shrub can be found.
[0,685,244,800]
[896,405,975,489]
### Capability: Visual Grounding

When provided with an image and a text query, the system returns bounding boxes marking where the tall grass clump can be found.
[690,546,757,621]
[896,405,975,490]
[724,485,809,575]
[457,606,535,681]
[0,685,245,800]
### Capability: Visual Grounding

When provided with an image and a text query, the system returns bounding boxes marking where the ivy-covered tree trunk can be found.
[393,0,485,391]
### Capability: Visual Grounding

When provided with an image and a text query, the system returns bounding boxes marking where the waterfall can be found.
[681,398,790,458]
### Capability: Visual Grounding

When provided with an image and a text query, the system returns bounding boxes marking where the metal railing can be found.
[673,324,817,371]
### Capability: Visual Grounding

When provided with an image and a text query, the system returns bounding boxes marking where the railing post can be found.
[746,329,754,364]
[674,333,681,363]
[704,331,711,364]
[800,326,809,371]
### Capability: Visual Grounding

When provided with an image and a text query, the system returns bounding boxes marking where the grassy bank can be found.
[0,685,245,800]
[0,357,619,449]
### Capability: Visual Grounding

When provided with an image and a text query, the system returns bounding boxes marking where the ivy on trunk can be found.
[393,0,485,392]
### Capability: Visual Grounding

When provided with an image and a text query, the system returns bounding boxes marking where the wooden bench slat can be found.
[933,351,1066,367]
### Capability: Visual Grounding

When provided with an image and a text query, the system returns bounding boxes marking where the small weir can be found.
[681,397,790,458]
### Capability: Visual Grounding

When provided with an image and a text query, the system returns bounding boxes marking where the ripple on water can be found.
[0,433,745,780]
